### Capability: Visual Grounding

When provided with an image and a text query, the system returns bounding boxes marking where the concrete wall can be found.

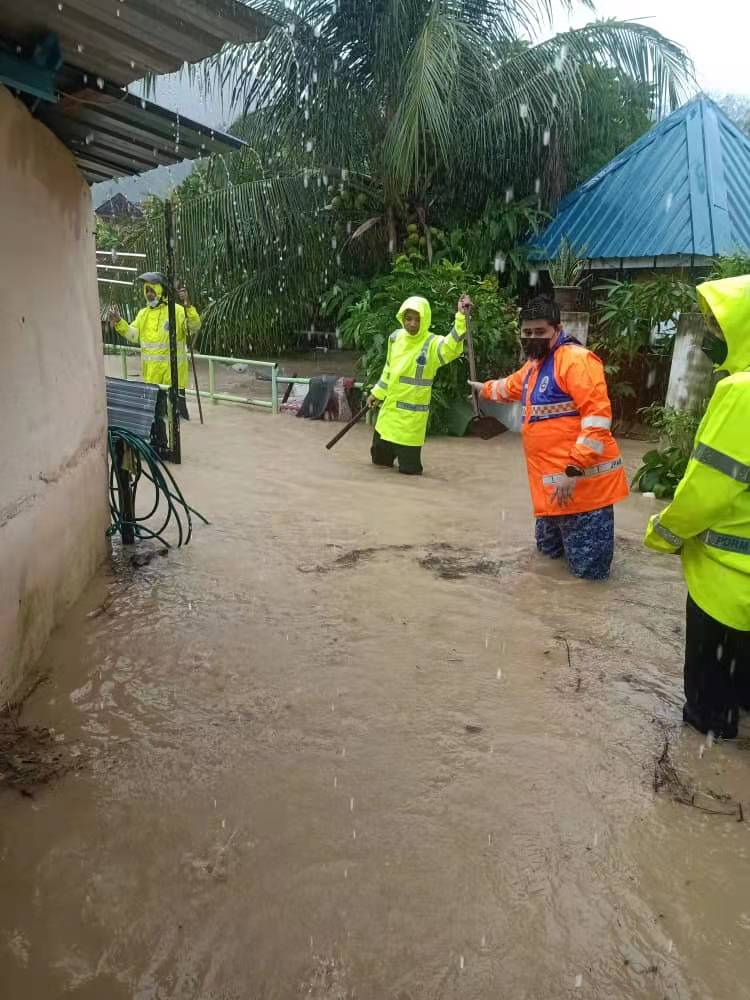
[665,312,714,413]
[0,87,109,702]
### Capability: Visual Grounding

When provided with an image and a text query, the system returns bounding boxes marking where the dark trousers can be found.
[683,595,750,739]
[371,431,423,476]
[535,505,615,580]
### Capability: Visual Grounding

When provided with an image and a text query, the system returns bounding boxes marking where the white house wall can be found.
[0,86,109,701]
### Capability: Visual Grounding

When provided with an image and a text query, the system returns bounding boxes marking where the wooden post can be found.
[164,200,181,464]
[114,439,135,544]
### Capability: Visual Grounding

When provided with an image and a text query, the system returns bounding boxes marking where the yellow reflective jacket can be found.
[116,302,201,389]
[371,296,466,447]
[644,275,750,630]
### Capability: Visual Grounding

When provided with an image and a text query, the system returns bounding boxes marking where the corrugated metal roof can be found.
[529,96,750,264]
[0,0,273,87]
[0,1,272,183]
[106,377,160,439]
[36,68,245,183]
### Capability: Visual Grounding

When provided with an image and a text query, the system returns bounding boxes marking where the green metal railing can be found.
[109,344,279,412]
[106,345,363,414]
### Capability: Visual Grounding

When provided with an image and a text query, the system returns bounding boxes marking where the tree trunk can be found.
[416,206,433,264]
[386,203,397,257]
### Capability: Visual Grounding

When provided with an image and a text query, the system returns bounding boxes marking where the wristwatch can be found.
[565,465,584,478]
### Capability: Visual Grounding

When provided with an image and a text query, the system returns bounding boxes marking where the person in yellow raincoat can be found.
[644,275,750,738]
[109,272,201,419]
[367,294,473,475]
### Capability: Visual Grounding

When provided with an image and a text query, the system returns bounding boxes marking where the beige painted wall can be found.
[0,86,109,701]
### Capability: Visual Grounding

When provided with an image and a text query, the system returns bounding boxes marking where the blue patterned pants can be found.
[535,505,615,581]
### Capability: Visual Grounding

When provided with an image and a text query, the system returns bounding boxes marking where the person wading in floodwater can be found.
[109,272,200,420]
[367,294,473,476]
[644,275,750,739]
[469,295,628,580]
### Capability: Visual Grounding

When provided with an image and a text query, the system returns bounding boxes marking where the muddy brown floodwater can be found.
[2,402,750,1000]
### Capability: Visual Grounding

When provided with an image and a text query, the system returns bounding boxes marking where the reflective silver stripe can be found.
[694,443,750,484]
[581,415,612,430]
[698,529,750,555]
[653,518,683,548]
[143,354,187,364]
[143,341,173,351]
[490,378,509,401]
[576,435,605,455]
[415,335,435,381]
[396,401,430,413]
[450,327,465,343]
[400,376,433,387]
[542,456,623,486]
[437,344,446,365]
[377,380,388,390]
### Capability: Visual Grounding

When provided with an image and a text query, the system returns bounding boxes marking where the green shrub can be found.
[631,403,706,499]
[322,256,520,435]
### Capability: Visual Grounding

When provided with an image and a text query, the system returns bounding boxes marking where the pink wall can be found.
[0,87,109,700]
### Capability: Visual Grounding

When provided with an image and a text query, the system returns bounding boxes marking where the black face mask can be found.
[701,332,728,366]
[521,338,552,360]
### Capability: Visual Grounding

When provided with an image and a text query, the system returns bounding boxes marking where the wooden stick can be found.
[189,341,204,425]
[325,404,370,450]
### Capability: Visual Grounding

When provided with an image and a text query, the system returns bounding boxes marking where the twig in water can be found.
[554,635,581,691]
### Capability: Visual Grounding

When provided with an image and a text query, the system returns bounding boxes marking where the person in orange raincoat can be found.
[469,295,628,580]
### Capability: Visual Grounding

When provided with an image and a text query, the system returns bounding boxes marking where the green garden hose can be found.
[107,427,209,548]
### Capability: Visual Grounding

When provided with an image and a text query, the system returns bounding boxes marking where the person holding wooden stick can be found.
[109,273,200,420]
[367,294,473,475]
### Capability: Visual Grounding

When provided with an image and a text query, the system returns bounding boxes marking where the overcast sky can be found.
[551,0,749,96]
[142,2,749,123]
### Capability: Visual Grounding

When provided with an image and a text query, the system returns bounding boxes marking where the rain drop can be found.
[494,254,506,274]
[519,103,528,119]
[459,955,465,970]
[496,668,502,680]
[575,974,583,989]
[57,2,63,10]
[665,192,674,212]
[505,186,514,204]
[543,128,551,146]
[349,797,355,812]
[529,269,539,287]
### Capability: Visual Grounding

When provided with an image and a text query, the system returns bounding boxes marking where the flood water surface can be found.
[2,408,749,999]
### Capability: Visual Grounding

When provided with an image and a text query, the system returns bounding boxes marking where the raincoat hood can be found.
[696,275,750,375]
[143,282,164,303]
[397,296,431,337]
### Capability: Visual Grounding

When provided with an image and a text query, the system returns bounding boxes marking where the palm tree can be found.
[207,1,690,241]
[173,0,693,353]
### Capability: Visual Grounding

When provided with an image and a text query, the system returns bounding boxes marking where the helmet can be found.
[137,271,166,286]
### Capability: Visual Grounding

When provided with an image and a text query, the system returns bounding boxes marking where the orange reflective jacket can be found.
[482,335,628,517]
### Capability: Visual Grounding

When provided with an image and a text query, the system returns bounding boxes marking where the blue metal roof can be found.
[529,96,750,263]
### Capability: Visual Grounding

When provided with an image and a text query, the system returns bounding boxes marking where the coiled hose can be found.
[107,427,208,548]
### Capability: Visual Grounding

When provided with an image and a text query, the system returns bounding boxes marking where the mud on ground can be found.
[3,404,750,1000]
